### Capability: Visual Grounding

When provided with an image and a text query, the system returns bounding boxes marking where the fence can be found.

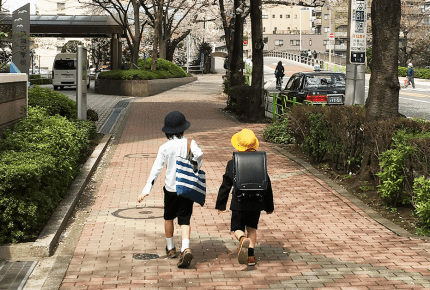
[264,91,315,124]
[263,51,323,68]
[263,50,346,73]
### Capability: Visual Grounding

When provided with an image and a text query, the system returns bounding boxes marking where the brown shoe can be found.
[247,255,256,266]
[237,237,250,264]
[166,246,177,258]
[177,248,193,268]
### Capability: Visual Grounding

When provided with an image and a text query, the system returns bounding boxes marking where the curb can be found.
[0,134,112,259]
[272,145,430,242]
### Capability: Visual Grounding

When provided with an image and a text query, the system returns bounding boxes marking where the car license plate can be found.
[327,95,343,104]
[63,74,73,79]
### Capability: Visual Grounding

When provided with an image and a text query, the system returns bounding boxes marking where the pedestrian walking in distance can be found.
[406,63,415,89]
[138,111,203,268]
[216,129,274,266]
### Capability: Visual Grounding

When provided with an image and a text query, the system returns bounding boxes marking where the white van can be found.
[52,53,90,90]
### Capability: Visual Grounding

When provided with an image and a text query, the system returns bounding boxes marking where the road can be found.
[262,56,430,120]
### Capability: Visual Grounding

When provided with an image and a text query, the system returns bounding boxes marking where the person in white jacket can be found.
[138,111,203,268]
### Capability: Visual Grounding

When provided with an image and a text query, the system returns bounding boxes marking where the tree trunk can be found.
[229,0,244,87]
[159,38,167,59]
[151,0,164,70]
[166,30,191,62]
[247,0,265,121]
[359,0,401,179]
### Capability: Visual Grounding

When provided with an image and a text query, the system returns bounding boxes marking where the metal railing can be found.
[264,50,346,73]
[263,50,323,67]
[265,91,315,124]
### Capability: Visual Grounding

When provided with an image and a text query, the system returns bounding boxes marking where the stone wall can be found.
[95,76,197,97]
[0,74,28,136]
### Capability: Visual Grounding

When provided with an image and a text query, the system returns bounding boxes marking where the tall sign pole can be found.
[12,3,30,74]
[345,0,367,105]
[77,45,88,120]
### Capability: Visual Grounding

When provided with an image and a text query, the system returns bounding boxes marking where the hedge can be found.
[266,105,430,234]
[0,88,97,244]
[98,58,189,80]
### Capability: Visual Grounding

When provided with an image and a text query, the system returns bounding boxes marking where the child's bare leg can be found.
[165,220,174,238]
[234,230,246,240]
[246,226,257,248]
[180,225,191,240]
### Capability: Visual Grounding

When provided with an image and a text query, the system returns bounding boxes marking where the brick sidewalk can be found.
[60,75,430,290]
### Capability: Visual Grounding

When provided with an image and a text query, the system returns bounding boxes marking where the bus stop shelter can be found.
[0,14,125,70]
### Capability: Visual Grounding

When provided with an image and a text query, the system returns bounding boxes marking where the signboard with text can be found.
[349,0,367,64]
[12,4,30,74]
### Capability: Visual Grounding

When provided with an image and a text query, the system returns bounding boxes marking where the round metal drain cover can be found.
[112,207,163,220]
[133,253,159,260]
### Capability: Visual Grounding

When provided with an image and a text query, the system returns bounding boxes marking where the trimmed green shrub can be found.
[413,176,430,230]
[98,58,188,80]
[28,85,77,119]
[263,115,295,144]
[138,58,188,77]
[0,107,96,243]
[398,66,408,77]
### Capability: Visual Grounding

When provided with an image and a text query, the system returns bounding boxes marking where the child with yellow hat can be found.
[215,129,274,266]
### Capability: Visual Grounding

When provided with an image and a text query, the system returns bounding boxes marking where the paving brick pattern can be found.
[60,75,430,289]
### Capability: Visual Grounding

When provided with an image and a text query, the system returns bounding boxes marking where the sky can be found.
[3,0,38,13]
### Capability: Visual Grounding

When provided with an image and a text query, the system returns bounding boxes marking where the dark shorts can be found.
[164,187,194,225]
[230,210,261,232]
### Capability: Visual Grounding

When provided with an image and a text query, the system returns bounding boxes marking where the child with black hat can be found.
[138,111,203,268]
[216,129,274,266]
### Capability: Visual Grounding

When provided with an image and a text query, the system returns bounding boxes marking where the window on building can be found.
[262,15,268,19]
[263,27,266,32]
[286,14,290,18]
[57,2,65,10]
[324,27,330,32]
[290,40,300,46]
[295,14,297,18]
[323,40,328,45]
[272,14,275,18]
[324,14,329,19]
[275,40,284,46]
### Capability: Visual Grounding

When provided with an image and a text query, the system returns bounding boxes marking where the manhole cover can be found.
[112,207,163,220]
[133,253,159,260]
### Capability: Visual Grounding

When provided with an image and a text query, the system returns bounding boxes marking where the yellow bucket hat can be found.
[231,129,259,151]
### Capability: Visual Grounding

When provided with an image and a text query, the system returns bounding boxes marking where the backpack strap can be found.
[186,139,198,167]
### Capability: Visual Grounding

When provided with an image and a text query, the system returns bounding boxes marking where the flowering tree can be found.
[399,0,430,67]
[82,0,148,69]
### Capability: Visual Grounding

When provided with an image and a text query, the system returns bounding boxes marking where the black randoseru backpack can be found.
[233,151,268,201]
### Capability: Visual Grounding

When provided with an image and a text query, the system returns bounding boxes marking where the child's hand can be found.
[137,192,149,203]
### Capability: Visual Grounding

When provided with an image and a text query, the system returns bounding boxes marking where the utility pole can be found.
[345,0,367,105]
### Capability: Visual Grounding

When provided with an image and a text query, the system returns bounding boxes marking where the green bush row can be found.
[98,58,189,80]
[398,67,430,79]
[0,87,97,244]
[29,75,52,85]
[265,105,430,234]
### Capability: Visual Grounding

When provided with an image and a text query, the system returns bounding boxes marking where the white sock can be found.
[181,239,190,252]
[166,237,175,250]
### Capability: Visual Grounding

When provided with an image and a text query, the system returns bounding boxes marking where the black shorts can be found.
[163,187,194,225]
[230,210,261,232]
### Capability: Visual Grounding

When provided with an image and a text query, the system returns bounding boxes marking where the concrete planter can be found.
[95,76,197,97]
[0,74,28,136]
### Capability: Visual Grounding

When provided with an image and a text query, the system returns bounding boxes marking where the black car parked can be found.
[280,71,346,105]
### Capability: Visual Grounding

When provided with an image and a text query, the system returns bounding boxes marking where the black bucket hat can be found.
[162,111,191,133]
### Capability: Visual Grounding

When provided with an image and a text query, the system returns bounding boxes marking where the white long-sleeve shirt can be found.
[142,137,203,194]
